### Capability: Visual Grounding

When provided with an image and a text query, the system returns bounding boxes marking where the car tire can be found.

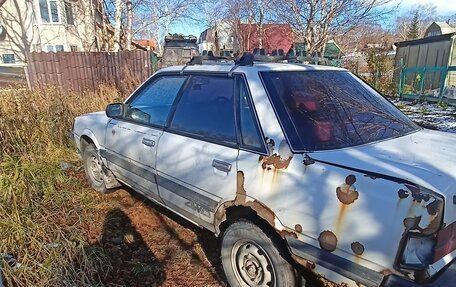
[221,219,298,287]
[83,143,107,193]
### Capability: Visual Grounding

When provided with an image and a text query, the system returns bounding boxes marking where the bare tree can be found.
[273,0,394,54]
[113,0,123,51]
[125,0,132,50]
[132,0,202,54]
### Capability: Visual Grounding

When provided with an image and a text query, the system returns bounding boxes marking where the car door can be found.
[155,75,238,229]
[104,75,187,202]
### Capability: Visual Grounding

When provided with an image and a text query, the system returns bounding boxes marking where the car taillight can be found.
[400,233,436,269]
[433,221,456,262]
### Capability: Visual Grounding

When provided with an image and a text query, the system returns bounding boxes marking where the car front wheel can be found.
[221,219,297,287]
[83,143,107,193]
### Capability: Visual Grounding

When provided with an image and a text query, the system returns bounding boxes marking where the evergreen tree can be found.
[407,11,420,39]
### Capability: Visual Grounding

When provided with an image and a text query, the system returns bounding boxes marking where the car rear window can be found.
[261,71,419,151]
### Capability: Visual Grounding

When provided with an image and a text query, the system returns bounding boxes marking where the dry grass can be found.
[0,86,121,286]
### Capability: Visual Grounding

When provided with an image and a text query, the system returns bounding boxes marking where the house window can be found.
[47,45,65,52]
[70,45,78,52]
[65,2,74,25]
[39,0,60,23]
[2,54,15,64]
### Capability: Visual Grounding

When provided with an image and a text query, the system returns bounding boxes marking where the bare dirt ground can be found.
[69,167,339,287]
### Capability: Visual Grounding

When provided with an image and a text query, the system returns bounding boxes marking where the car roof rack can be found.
[181,55,232,74]
[182,52,330,74]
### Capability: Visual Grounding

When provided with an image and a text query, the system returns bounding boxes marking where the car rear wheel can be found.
[221,219,297,287]
[83,143,107,193]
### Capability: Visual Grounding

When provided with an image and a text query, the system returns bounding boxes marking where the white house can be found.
[198,21,234,55]
[0,0,109,64]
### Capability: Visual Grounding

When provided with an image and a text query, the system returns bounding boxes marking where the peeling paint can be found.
[402,192,443,235]
[278,229,298,239]
[234,171,247,205]
[336,175,359,205]
[318,230,338,252]
[291,254,316,270]
[245,200,276,227]
[295,224,303,233]
[260,139,293,170]
[405,184,430,202]
[351,242,365,255]
[398,189,409,199]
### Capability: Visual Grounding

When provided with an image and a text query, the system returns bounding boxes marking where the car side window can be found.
[238,78,265,151]
[169,75,236,144]
[125,76,186,126]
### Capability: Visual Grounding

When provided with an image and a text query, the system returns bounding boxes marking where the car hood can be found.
[310,129,456,223]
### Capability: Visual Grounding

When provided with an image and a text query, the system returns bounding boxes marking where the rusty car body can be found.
[72,56,456,287]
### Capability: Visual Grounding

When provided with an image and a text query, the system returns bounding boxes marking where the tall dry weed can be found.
[0,86,123,286]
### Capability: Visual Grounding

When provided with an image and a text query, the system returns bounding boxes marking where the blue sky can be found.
[170,0,456,38]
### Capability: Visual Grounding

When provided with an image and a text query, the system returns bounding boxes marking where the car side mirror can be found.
[106,103,124,119]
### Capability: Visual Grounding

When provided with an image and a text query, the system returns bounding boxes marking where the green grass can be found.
[0,86,123,286]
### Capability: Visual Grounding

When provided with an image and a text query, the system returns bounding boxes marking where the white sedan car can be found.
[72,55,456,287]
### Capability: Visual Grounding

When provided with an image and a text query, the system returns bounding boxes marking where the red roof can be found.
[237,24,293,54]
[134,39,156,50]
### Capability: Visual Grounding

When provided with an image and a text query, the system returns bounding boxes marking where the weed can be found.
[0,86,122,286]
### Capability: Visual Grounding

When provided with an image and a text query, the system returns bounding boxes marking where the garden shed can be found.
[394,22,456,103]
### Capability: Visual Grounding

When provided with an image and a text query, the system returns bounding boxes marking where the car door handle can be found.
[142,137,155,147]
[212,159,231,173]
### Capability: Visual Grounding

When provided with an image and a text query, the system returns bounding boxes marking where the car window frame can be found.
[118,72,189,129]
[235,75,268,155]
[258,70,419,153]
[165,73,239,149]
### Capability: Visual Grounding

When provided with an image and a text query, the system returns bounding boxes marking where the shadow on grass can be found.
[124,188,228,286]
[88,208,166,286]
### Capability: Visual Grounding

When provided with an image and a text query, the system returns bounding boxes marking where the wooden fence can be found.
[26,50,156,91]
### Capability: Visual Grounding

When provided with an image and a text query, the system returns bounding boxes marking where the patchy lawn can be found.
[395,101,456,133]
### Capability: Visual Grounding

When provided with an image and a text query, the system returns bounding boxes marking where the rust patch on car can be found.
[279,229,298,239]
[336,203,348,236]
[336,175,359,205]
[260,154,292,170]
[420,200,443,235]
[405,184,431,203]
[398,189,409,199]
[292,254,315,270]
[234,171,247,205]
[245,200,276,227]
[426,199,440,215]
[351,242,365,255]
[403,198,443,235]
[295,224,303,233]
[260,139,293,170]
[380,269,393,276]
[403,216,422,231]
[318,230,337,252]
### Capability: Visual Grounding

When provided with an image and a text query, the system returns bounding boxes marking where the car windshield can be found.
[261,71,419,151]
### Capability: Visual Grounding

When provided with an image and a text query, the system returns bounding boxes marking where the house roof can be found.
[134,39,155,50]
[395,32,455,47]
[432,22,456,31]
[199,28,215,43]
[324,40,343,57]
[238,23,293,54]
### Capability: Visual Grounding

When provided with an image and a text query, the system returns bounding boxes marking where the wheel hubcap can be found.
[88,154,103,183]
[231,241,275,287]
